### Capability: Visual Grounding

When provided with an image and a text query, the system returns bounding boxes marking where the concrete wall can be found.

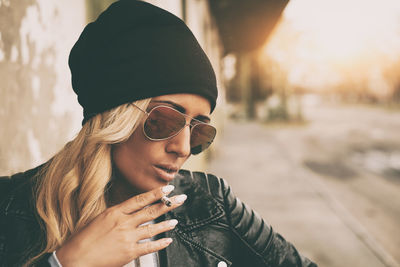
[1,0,224,175]
[0,0,86,175]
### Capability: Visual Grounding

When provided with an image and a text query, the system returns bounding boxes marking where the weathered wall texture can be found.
[0,0,86,175]
[0,0,224,175]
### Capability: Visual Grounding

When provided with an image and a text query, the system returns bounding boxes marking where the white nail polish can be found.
[174,194,187,204]
[162,185,175,194]
[164,238,173,245]
[168,219,178,227]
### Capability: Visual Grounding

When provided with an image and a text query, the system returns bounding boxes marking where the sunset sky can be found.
[264,0,400,96]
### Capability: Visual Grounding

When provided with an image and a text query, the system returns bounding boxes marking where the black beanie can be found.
[69,0,218,124]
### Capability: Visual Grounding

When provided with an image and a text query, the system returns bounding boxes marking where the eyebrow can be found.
[150,100,211,122]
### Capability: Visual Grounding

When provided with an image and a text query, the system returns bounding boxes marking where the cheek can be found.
[111,130,166,185]
[112,143,137,180]
[112,131,147,174]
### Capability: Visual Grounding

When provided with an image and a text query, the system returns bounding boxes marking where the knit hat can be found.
[69,0,218,124]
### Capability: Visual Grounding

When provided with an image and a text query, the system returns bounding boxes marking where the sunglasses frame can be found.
[131,103,216,153]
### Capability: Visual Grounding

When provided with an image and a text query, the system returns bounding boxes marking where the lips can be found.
[154,164,179,182]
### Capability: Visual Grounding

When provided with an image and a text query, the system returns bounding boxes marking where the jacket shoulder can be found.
[0,165,46,266]
[177,169,228,204]
[0,170,31,203]
[169,170,226,230]
[0,166,42,217]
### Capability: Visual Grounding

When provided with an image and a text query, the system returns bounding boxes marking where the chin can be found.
[134,177,167,193]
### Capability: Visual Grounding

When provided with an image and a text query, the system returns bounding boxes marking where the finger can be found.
[118,185,175,214]
[136,219,178,240]
[135,238,173,257]
[134,194,187,225]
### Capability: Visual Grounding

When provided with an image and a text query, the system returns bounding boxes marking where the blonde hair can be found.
[28,98,151,265]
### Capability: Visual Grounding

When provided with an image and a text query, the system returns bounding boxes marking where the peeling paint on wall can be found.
[0,0,86,175]
[26,129,42,166]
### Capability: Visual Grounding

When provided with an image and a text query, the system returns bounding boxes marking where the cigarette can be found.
[161,196,172,207]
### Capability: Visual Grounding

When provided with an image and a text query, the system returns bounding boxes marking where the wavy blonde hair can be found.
[28,98,151,265]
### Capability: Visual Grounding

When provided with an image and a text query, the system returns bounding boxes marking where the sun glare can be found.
[264,0,400,94]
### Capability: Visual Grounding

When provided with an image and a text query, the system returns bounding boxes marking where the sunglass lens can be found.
[190,124,216,155]
[144,106,186,139]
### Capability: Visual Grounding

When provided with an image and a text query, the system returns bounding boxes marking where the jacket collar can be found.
[165,170,225,231]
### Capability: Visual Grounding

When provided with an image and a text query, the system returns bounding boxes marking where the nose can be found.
[165,125,191,157]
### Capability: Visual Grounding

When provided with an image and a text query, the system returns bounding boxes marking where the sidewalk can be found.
[207,113,400,267]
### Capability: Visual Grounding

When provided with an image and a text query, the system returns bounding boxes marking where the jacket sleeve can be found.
[0,170,51,267]
[205,173,317,267]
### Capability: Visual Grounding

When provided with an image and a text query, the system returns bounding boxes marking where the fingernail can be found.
[174,194,187,204]
[164,238,173,245]
[168,219,178,227]
[162,185,175,194]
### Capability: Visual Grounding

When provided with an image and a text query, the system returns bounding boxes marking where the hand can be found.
[56,185,186,267]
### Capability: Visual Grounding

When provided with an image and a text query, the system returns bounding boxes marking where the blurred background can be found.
[1,0,399,266]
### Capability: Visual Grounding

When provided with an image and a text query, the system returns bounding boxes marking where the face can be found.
[112,93,212,196]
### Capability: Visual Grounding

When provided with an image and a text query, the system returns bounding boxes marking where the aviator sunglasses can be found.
[132,104,217,155]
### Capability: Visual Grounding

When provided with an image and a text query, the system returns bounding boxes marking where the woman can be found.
[0,1,317,266]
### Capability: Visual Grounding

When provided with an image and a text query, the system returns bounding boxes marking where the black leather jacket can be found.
[0,166,317,267]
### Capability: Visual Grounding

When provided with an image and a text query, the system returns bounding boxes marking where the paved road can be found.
[207,101,400,267]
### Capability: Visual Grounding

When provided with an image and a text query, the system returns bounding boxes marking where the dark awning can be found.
[209,0,290,54]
